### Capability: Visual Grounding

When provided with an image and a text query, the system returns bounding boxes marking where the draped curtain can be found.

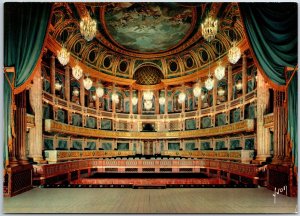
[239,3,298,168]
[4,3,52,167]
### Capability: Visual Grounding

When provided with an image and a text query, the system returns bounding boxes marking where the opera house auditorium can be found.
[3,2,298,214]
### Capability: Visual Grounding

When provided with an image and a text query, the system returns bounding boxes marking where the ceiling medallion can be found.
[57,45,70,66]
[214,61,225,80]
[201,15,218,42]
[228,41,241,64]
[80,16,97,41]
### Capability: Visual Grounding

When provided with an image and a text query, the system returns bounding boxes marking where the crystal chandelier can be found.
[55,80,62,91]
[57,45,70,66]
[214,61,225,80]
[201,15,218,42]
[111,92,119,104]
[228,41,241,64]
[193,82,201,97]
[205,62,214,91]
[201,94,206,101]
[83,76,93,90]
[217,87,225,96]
[144,100,153,110]
[72,63,83,80]
[178,92,186,104]
[92,94,97,101]
[159,96,166,105]
[80,16,97,41]
[72,87,79,96]
[131,95,138,106]
[96,84,104,98]
[143,90,153,101]
[235,80,243,91]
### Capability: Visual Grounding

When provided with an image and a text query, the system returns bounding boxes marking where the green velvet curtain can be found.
[4,3,52,168]
[239,3,297,86]
[288,73,298,168]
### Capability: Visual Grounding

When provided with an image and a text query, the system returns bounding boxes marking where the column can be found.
[28,63,44,163]
[80,76,85,107]
[15,91,29,164]
[213,75,217,107]
[242,54,247,96]
[254,70,271,163]
[155,90,159,114]
[138,90,142,114]
[272,90,286,164]
[50,55,55,95]
[65,66,70,101]
[129,87,133,115]
[227,65,232,102]
[164,87,168,114]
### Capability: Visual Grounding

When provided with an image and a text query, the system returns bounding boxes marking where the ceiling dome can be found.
[133,65,164,85]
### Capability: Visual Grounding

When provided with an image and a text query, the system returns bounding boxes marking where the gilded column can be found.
[50,55,55,95]
[155,90,159,114]
[272,90,286,164]
[80,76,85,107]
[164,87,168,114]
[242,54,247,96]
[28,63,44,163]
[15,91,29,164]
[254,70,271,163]
[213,75,217,107]
[129,87,133,115]
[227,65,232,102]
[65,66,70,101]
[138,90,142,114]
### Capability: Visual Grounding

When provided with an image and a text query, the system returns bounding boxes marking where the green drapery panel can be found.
[44,138,53,150]
[239,3,297,86]
[117,143,129,150]
[58,140,67,150]
[288,73,298,168]
[86,117,96,129]
[215,141,225,150]
[101,118,112,130]
[4,3,52,168]
[185,119,196,130]
[185,142,195,151]
[230,140,240,150]
[87,141,96,150]
[57,109,65,123]
[72,140,82,150]
[201,142,210,150]
[168,143,180,150]
[102,143,112,150]
[245,138,255,150]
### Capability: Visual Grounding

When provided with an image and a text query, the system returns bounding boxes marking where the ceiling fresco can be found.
[103,3,195,53]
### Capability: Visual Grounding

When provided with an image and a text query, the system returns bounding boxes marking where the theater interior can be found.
[3,2,298,214]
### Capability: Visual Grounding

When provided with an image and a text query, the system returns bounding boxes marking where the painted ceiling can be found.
[103,3,194,53]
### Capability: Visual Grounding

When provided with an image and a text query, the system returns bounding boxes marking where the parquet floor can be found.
[3,187,297,213]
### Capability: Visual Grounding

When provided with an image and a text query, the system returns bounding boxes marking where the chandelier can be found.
[201,15,218,42]
[72,64,83,80]
[193,82,201,97]
[111,92,119,104]
[201,94,206,101]
[83,76,93,90]
[178,92,186,104]
[235,80,243,91]
[228,41,241,64]
[214,61,225,80]
[131,95,138,106]
[217,87,225,96]
[144,100,153,110]
[72,87,79,96]
[205,76,214,91]
[55,80,62,91]
[80,16,97,41]
[92,94,97,101]
[159,96,166,105]
[143,90,153,101]
[96,84,104,98]
[57,45,70,66]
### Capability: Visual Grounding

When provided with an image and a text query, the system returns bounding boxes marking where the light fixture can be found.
[143,90,153,101]
[72,63,83,80]
[72,87,79,96]
[228,41,241,64]
[159,96,166,105]
[80,16,97,41]
[193,82,201,97]
[92,94,97,101]
[235,80,242,91]
[205,61,214,91]
[214,61,225,80]
[55,80,62,91]
[201,15,218,42]
[83,76,93,90]
[217,87,225,96]
[111,92,119,104]
[57,45,70,66]
[131,95,138,106]
[144,100,153,110]
[96,83,104,98]
[178,92,186,104]
[201,94,206,101]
